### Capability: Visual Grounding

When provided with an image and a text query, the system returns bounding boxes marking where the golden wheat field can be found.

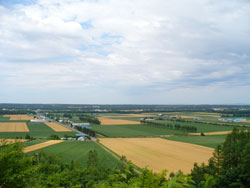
[99,138,213,174]
[23,140,64,153]
[98,117,141,125]
[180,116,197,119]
[0,122,29,132]
[0,139,27,146]
[4,115,33,120]
[98,113,156,125]
[45,122,72,132]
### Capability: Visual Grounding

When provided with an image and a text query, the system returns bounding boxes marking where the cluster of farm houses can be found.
[30,116,91,141]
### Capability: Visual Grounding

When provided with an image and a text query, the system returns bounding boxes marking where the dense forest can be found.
[0,128,249,188]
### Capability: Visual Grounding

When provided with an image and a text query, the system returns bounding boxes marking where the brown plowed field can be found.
[23,140,64,153]
[45,122,72,132]
[98,117,140,125]
[0,123,29,132]
[4,115,33,120]
[0,139,27,146]
[99,138,213,174]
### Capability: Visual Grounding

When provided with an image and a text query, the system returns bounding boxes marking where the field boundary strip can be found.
[45,122,73,132]
[23,140,64,153]
[0,122,29,132]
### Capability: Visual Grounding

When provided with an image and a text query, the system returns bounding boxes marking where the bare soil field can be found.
[45,122,72,132]
[98,117,141,125]
[0,123,29,132]
[4,115,33,120]
[0,139,27,146]
[99,138,213,174]
[23,140,64,153]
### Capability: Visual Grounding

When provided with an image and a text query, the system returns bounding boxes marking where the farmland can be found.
[1,107,250,184]
[98,116,141,125]
[164,135,227,148]
[0,122,76,138]
[99,138,213,174]
[26,141,120,168]
[4,115,33,120]
[23,140,64,153]
[0,122,29,132]
[91,124,182,137]
[45,122,72,132]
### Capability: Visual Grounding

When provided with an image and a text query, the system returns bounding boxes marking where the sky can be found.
[0,0,250,104]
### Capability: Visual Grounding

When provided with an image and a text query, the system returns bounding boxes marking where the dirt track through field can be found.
[99,138,213,174]
[23,140,64,153]
[98,117,141,125]
[45,122,72,132]
[4,115,33,120]
[0,122,29,132]
[0,139,27,146]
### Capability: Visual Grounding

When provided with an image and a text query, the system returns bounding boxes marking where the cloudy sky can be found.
[0,0,250,104]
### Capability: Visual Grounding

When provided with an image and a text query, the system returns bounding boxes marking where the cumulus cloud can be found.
[0,0,250,103]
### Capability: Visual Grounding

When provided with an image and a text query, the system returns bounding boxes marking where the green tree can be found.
[191,128,250,188]
[0,141,32,188]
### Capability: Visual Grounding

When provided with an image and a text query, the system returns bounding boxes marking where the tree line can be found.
[140,120,197,132]
[75,126,96,137]
[164,117,249,128]
[79,115,100,125]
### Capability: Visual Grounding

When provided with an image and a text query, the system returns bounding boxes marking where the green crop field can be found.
[0,122,77,139]
[0,115,10,121]
[164,135,227,148]
[91,124,184,137]
[27,141,120,168]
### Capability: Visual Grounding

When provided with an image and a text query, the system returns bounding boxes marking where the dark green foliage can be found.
[75,126,96,137]
[0,142,32,188]
[191,128,250,188]
[25,134,31,139]
[48,134,60,140]
[79,115,100,125]
[141,120,198,132]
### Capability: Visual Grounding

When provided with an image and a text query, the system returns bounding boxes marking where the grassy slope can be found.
[92,124,183,137]
[27,141,120,168]
[165,135,227,148]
